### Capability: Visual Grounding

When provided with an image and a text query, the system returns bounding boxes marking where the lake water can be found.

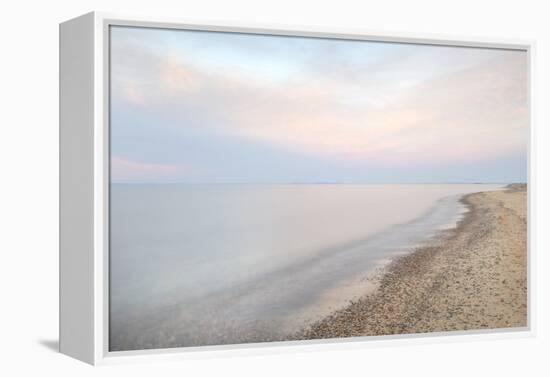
[109,184,502,350]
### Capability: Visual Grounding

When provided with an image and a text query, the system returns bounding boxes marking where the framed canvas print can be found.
[59,12,534,365]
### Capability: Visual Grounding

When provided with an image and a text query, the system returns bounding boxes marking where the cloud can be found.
[111,156,195,183]
[109,26,528,183]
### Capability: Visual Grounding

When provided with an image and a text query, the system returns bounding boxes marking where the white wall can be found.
[0,0,548,375]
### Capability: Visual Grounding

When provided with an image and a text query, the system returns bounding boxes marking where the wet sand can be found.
[298,185,527,340]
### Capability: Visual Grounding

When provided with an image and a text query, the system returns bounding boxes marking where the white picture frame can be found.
[59,11,536,365]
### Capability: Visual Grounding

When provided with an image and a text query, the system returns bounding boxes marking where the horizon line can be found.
[110,181,526,185]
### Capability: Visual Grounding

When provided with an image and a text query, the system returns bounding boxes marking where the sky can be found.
[110,26,528,184]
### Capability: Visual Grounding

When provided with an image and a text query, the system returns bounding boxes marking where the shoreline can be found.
[295,185,527,340]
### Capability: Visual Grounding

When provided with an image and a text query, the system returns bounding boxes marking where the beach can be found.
[111,184,505,350]
[109,184,525,350]
[298,185,527,340]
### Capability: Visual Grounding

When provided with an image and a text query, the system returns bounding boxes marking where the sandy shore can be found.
[297,185,527,340]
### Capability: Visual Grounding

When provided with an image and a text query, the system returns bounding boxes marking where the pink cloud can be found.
[111,156,192,183]
[115,42,527,169]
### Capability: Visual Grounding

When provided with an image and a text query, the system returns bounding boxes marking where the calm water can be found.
[109,184,502,350]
